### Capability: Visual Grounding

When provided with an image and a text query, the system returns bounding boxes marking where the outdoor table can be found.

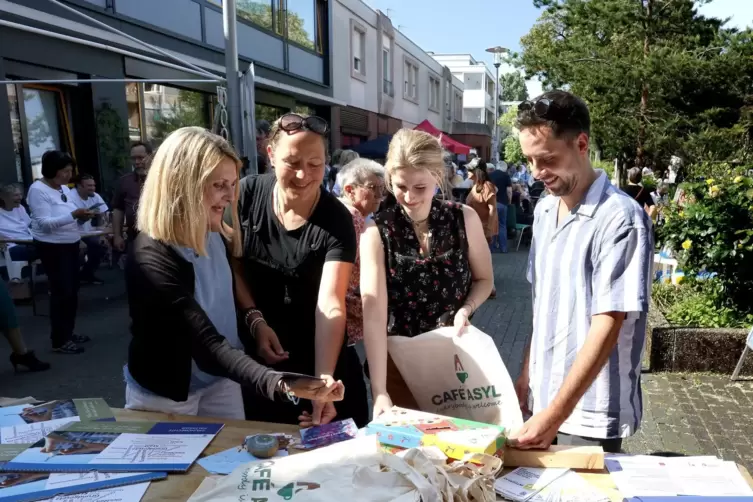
[114,408,753,502]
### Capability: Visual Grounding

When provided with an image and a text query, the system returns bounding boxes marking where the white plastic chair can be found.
[731,327,753,381]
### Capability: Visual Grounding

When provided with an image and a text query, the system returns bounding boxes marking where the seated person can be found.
[0,183,35,282]
[68,174,108,285]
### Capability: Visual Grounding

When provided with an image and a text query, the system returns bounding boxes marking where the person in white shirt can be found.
[26,150,94,355]
[0,183,35,282]
[68,174,108,285]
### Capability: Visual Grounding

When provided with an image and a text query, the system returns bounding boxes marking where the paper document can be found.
[529,470,610,502]
[92,434,215,465]
[45,472,150,490]
[606,455,753,497]
[38,481,150,502]
[197,446,288,475]
[494,467,570,501]
[1,417,80,444]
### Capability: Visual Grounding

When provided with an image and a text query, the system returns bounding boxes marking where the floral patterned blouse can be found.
[374,198,472,338]
[342,201,366,345]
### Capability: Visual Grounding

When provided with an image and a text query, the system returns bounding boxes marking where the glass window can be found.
[255,103,287,123]
[23,88,65,181]
[6,85,24,183]
[293,104,315,116]
[352,26,365,74]
[238,0,273,30]
[286,0,315,50]
[125,83,142,141]
[142,85,209,145]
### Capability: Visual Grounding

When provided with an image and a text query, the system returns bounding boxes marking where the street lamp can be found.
[486,46,508,165]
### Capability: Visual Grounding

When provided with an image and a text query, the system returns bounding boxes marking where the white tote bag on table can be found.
[388,326,524,431]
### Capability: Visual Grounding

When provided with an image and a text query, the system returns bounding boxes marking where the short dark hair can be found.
[130,141,153,155]
[41,150,76,179]
[474,168,490,184]
[75,173,95,185]
[476,159,487,171]
[516,90,591,139]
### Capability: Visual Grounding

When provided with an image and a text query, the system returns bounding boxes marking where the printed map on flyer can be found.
[0,422,223,473]
[0,400,114,428]
[0,443,164,502]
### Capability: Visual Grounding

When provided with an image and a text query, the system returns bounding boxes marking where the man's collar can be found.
[576,169,608,218]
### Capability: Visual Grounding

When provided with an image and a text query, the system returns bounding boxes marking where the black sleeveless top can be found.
[375,198,472,338]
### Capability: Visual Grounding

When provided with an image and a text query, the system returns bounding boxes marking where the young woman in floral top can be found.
[360,129,495,417]
[336,159,385,345]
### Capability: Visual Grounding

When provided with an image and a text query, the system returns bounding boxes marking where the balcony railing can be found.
[383,79,394,96]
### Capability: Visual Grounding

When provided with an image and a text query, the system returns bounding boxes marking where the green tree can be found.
[504,135,526,165]
[517,0,753,170]
[151,90,208,143]
[499,72,529,101]
[236,2,314,50]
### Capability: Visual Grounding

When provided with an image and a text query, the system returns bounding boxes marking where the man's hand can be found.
[514,367,532,416]
[113,235,125,252]
[255,324,289,364]
[298,402,337,428]
[507,407,564,450]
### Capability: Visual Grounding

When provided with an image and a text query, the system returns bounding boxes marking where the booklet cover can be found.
[299,419,357,449]
[0,400,114,429]
[0,421,223,473]
[0,444,165,502]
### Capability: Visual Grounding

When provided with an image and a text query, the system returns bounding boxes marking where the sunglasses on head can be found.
[518,98,557,119]
[277,113,329,136]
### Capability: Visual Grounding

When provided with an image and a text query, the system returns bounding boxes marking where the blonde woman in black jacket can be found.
[124,127,344,419]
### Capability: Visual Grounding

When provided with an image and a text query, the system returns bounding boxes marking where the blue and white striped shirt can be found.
[526,170,653,439]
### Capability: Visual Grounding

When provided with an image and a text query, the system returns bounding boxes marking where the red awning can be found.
[413,120,472,155]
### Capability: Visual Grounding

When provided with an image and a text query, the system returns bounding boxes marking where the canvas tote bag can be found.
[189,437,502,502]
[388,326,524,431]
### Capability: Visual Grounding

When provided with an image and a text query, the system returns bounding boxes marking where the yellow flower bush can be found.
[682,239,692,250]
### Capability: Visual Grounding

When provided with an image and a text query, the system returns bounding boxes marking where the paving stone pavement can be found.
[2,251,752,474]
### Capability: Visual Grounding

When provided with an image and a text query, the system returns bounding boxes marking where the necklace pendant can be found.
[283,285,292,305]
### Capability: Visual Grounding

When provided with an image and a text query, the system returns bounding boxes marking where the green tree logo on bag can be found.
[277,481,321,500]
[455,354,469,383]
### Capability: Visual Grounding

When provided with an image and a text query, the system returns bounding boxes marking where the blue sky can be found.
[364,0,753,99]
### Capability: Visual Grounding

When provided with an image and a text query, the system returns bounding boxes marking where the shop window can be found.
[142,85,210,145]
[255,103,288,124]
[125,83,142,141]
[293,104,315,116]
[22,87,73,182]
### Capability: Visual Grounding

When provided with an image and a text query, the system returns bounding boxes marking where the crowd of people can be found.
[1,90,654,453]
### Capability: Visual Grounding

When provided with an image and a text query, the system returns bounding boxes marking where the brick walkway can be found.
[2,250,752,473]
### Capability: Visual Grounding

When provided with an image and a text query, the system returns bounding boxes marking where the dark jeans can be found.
[556,432,623,453]
[8,244,36,262]
[81,236,105,278]
[490,203,508,252]
[34,240,80,348]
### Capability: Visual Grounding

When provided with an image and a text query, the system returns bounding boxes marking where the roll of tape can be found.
[245,434,280,459]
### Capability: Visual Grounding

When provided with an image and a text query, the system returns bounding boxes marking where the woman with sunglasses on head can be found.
[231,113,370,428]
[360,129,495,418]
[27,151,94,354]
[124,127,344,419]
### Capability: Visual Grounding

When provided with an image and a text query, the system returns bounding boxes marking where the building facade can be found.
[330,0,463,151]
[0,0,343,196]
[429,53,497,129]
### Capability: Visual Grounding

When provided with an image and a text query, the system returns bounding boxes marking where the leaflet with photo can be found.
[0,400,114,429]
[0,422,223,473]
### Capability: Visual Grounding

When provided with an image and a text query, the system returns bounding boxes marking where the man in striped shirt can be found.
[508,91,653,453]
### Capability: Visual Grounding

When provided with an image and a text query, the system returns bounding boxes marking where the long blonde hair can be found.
[385,129,446,195]
[137,127,242,257]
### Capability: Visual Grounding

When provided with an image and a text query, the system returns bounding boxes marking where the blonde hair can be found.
[137,127,242,257]
[385,128,446,194]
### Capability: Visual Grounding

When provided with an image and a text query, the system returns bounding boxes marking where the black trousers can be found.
[34,240,80,348]
[556,432,623,453]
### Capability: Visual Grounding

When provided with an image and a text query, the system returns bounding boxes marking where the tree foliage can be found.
[237,1,314,50]
[499,72,529,101]
[517,0,753,169]
[151,90,208,144]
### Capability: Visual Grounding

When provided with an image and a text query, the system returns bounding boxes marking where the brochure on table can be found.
[0,421,223,473]
[494,467,570,502]
[37,479,151,502]
[0,443,164,502]
[0,401,114,429]
[606,455,753,498]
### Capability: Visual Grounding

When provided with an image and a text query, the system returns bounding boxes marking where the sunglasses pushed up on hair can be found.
[517,98,557,120]
[277,113,330,136]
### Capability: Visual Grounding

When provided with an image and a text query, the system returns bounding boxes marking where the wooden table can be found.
[113,409,753,502]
